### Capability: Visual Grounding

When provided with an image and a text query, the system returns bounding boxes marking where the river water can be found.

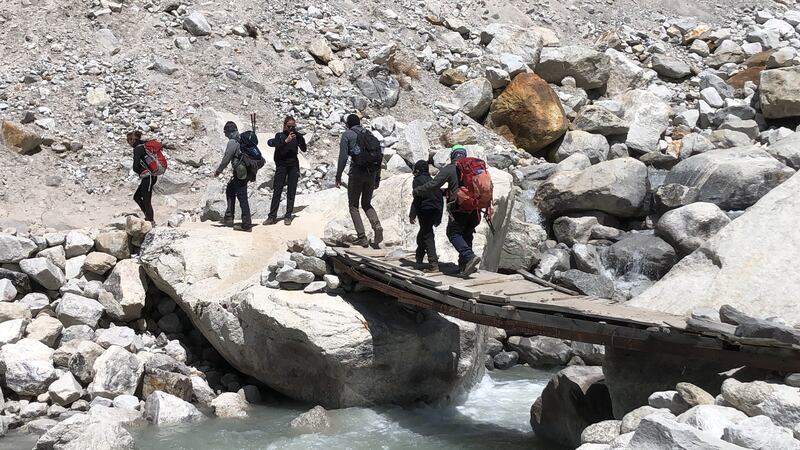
[3,366,561,450]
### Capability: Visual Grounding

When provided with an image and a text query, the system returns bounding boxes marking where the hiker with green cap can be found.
[412,144,491,275]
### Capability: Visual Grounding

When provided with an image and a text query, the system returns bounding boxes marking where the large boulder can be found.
[140,225,489,408]
[630,172,800,326]
[535,46,611,89]
[531,366,614,448]
[656,203,731,254]
[551,130,610,164]
[487,73,568,154]
[144,391,204,425]
[508,336,573,366]
[622,90,672,154]
[573,105,629,136]
[354,66,400,108]
[604,49,657,97]
[94,230,130,260]
[1,120,42,154]
[664,146,795,211]
[34,414,135,450]
[603,234,677,280]
[483,24,543,67]
[535,157,649,218]
[499,219,547,271]
[102,259,147,321]
[0,338,56,396]
[453,78,493,119]
[19,258,65,291]
[759,66,800,119]
[628,414,745,449]
[0,233,37,263]
[56,293,104,328]
[88,346,144,399]
[765,132,800,170]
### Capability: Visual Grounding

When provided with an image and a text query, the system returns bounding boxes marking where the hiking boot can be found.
[262,217,278,226]
[372,226,383,246]
[462,255,481,276]
[353,236,369,248]
[424,263,440,273]
[222,218,234,227]
[284,216,293,226]
[233,225,252,232]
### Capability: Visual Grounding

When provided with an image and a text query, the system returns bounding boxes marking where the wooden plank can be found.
[457,274,524,288]
[478,292,510,305]
[449,285,482,299]
[517,269,580,296]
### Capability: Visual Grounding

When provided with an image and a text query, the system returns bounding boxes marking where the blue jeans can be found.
[225,177,251,227]
[446,210,481,266]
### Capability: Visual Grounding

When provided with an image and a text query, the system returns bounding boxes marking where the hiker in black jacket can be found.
[264,116,306,226]
[128,130,157,223]
[409,160,444,272]
[412,146,481,275]
[213,121,252,232]
[336,114,384,248]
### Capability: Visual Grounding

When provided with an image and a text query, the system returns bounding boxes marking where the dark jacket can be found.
[337,125,383,182]
[132,141,147,174]
[410,164,444,223]
[413,163,460,211]
[268,132,307,167]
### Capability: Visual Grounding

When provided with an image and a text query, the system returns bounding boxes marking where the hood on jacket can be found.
[413,160,430,175]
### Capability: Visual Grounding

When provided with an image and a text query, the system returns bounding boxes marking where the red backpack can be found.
[139,140,168,178]
[455,157,495,231]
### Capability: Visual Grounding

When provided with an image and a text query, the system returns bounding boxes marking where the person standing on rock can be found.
[336,114,384,248]
[213,121,252,232]
[128,130,158,224]
[263,116,307,226]
[413,145,481,275]
[409,160,443,272]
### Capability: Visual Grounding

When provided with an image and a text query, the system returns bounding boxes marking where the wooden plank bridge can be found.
[331,246,800,373]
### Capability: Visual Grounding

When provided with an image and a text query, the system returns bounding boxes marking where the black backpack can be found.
[351,128,382,169]
[237,130,266,182]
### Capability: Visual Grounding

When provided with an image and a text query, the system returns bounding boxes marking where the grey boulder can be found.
[19,258,65,291]
[0,233,37,263]
[664,147,795,210]
[656,202,731,254]
[535,158,649,218]
[88,346,144,399]
[535,46,610,89]
[144,391,204,425]
[551,130,610,164]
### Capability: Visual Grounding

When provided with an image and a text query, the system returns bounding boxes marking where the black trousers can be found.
[133,176,157,222]
[269,164,300,219]
[446,210,481,266]
[415,210,440,264]
[347,168,379,237]
[225,177,251,227]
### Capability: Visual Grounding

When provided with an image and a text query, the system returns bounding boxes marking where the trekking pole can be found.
[250,113,257,133]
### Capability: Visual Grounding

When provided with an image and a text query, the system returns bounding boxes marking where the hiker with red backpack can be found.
[128,130,167,224]
[412,145,493,276]
[335,114,384,248]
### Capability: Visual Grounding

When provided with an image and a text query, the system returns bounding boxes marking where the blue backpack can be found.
[237,129,265,182]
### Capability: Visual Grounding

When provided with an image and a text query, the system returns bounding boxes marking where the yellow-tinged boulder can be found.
[487,73,568,154]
